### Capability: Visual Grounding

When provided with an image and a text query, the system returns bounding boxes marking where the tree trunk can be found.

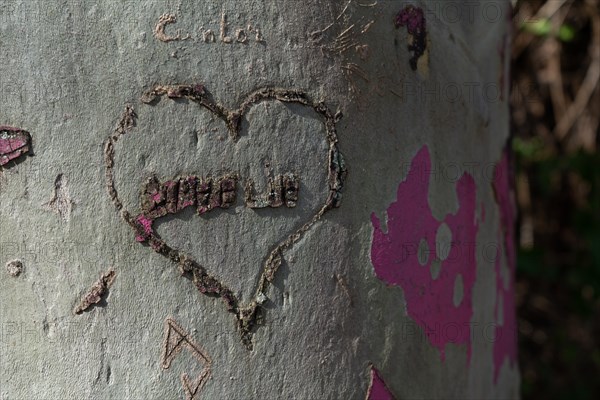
[0,1,518,398]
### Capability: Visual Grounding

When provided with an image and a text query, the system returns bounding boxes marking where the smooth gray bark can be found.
[0,1,518,399]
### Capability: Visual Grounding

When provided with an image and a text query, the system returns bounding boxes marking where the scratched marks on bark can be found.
[73,269,116,314]
[371,146,478,360]
[0,126,31,167]
[308,0,375,56]
[104,85,347,349]
[308,0,375,102]
[161,317,212,400]
[308,1,430,112]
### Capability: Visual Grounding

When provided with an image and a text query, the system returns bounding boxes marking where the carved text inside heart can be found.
[134,172,300,243]
[104,85,346,349]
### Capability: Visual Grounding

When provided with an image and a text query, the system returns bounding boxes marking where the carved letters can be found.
[245,173,300,209]
[140,172,300,220]
[154,12,265,44]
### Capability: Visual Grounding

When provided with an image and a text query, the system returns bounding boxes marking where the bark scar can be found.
[74,269,117,314]
[42,174,74,222]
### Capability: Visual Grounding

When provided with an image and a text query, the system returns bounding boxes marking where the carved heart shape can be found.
[104,85,346,348]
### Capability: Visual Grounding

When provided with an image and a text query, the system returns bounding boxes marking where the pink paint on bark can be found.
[135,214,154,242]
[0,138,26,154]
[371,146,478,360]
[151,192,162,202]
[180,199,195,208]
[492,149,517,382]
[367,366,395,400]
[0,126,31,166]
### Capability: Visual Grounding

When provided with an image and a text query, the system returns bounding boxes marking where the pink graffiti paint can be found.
[395,5,425,34]
[367,366,395,400]
[135,214,154,242]
[0,126,31,166]
[394,5,427,71]
[0,137,26,154]
[371,146,478,360]
[152,192,162,202]
[492,149,517,382]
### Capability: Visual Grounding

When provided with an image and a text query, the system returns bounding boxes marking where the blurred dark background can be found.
[511,0,600,398]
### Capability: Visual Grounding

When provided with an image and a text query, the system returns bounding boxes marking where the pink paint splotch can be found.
[367,366,395,400]
[135,214,154,242]
[371,145,478,360]
[0,126,31,166]
[492,149,517,382]
[0,137,26,154]
[151,192,162,202]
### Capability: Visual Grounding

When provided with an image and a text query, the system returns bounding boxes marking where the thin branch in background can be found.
[555,5,600,143]
[513,0,571,57]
